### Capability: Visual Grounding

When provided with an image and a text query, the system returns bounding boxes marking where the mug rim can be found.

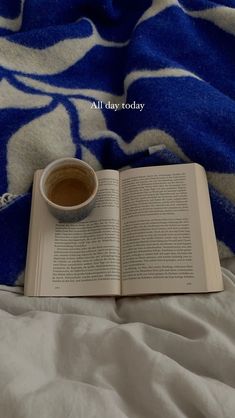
[39,157,98,211]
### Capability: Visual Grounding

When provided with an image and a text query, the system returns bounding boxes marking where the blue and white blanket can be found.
[0,0,235,285]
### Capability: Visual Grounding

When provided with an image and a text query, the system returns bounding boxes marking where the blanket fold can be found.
[0,0,235,284]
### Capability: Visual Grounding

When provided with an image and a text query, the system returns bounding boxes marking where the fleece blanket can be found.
[0,267,234,418]
[0,0,235,285]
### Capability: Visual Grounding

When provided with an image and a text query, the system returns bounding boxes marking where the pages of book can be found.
[24,170,121,296]
[24,163,223,297]
[120,164,223,295]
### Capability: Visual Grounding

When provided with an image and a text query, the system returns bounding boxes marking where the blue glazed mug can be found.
[40,158,98,222]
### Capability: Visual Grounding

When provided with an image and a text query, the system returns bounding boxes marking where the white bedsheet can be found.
[0,267,235,418]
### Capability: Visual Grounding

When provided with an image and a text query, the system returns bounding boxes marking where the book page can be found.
[24,170,120,296]
[120,164,219,295]
[194,165,223,292]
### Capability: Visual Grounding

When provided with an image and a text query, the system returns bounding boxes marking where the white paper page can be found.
[120,164,208,295]
[25,170,120,296]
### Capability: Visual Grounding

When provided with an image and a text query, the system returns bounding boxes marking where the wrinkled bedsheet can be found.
[0,267,234,418]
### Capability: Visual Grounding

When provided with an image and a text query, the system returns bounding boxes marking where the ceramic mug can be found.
[40,157,98,222]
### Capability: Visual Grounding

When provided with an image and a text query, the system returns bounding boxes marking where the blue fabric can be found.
[0,0,235,285]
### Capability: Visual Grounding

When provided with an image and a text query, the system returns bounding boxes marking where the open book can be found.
[24,163,223,296]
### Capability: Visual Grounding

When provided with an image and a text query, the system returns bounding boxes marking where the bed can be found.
[0,266,234,417]
[0,0,235,416]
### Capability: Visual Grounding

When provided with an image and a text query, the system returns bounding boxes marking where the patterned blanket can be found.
[0,0,235,285]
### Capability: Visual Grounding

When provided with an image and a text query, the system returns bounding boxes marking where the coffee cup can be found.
[40,158,98,222]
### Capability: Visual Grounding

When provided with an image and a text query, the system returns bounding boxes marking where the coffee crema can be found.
[48,178,91,207]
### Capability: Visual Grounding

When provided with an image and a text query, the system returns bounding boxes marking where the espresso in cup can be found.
[46,168,93,207]
[40,158,98,222]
